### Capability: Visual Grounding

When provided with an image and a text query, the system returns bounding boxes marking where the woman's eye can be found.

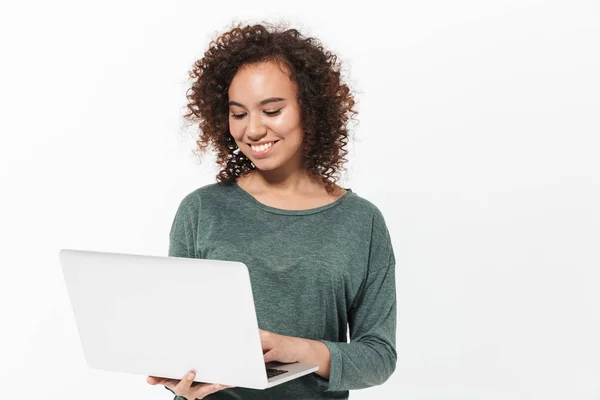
[230,109,281,119]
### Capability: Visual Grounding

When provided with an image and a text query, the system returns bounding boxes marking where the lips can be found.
[248,140,278,157]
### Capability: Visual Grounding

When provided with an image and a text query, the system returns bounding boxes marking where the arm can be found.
[314,211,398,392]
[164,196,197,399]
[296,339,331,379]
[168,192,200,259]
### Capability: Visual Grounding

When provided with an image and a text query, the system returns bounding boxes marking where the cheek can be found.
[270,113,302,136]
[228,119,244,140]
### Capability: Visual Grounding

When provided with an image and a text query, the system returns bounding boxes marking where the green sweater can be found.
[165,182,397,399]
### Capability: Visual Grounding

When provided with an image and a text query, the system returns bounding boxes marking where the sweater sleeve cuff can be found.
[163,385,186,399]
[314,339,343,392]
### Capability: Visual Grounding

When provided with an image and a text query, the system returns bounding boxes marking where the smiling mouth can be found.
[248,140,279,156]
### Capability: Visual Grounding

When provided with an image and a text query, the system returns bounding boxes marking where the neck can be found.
[248,168,319,195]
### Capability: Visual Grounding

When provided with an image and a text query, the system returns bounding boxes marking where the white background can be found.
[1,0,599,399]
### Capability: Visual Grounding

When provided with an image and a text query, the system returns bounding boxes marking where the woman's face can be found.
[227,61,304,173]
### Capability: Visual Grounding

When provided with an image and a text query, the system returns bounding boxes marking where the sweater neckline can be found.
[231,182,354,216]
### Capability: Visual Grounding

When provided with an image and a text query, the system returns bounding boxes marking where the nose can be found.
[246,112,267,142]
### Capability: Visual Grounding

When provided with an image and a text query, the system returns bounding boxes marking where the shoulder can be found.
[178,182,235,204]
[343,190,389,226]
[347,192,395,267]
[174,182,235,214]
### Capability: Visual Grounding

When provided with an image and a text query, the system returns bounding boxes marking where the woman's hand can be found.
[260,329,307,364]
[147,370,235,399]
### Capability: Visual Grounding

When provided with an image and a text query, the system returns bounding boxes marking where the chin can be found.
[251,156,293,171]
[251,161,280,171]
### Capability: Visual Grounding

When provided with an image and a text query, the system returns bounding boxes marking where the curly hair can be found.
[184,22,357,194]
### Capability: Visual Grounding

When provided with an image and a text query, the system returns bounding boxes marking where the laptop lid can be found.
[59,249,272,389]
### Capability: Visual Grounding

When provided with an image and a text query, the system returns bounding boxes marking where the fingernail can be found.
[187,372,194,380]
[214,384,221,389]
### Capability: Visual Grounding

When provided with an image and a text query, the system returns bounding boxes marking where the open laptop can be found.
[59,249,319,389]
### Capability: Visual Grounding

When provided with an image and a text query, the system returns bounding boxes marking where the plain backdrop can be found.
[1,0,599,399]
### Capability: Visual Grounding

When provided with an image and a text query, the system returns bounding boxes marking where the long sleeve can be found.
[156,183,396,399]
[163,385,186,399]
[165,194,199,399]
[169,238,194,258]
[168,191,201,259]
[315,210,398,392]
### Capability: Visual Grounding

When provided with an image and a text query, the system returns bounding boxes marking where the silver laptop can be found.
[59,249,319,389]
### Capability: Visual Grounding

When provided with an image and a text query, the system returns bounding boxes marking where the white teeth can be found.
[251,142,274,152]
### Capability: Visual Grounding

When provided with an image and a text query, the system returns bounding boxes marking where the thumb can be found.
[147,376,167,385]
[263,350,277,364]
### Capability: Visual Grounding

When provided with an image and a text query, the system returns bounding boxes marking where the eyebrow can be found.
[228,97,286,108]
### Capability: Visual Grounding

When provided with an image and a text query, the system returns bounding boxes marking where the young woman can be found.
[147,22,397,400]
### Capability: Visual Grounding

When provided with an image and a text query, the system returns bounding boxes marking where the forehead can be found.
[228,61,297,102]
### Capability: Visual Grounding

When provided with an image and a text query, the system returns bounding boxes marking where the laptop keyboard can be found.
[266,367,288,378]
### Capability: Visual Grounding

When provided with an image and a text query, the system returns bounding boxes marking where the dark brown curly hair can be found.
[184,22,357,194]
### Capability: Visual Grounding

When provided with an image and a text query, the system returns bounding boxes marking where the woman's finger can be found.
[173,370,196,396]
[147,376,168,385]
[192,383,235,399]
[150,370,235,399]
